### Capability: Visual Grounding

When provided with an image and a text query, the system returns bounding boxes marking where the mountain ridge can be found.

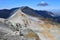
[0,6,54,18]
[0,6,60,40]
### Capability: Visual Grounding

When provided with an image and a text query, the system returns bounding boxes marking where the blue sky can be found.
[0,0,60,10]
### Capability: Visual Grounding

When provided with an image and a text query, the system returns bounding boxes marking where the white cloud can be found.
[37,1,48,6]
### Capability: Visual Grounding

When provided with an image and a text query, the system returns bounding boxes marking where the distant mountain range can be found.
[0,7,19,18]
[0,6,60,23]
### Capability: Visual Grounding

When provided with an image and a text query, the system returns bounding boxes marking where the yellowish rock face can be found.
[24,32,36,38]
[23,29,40,40]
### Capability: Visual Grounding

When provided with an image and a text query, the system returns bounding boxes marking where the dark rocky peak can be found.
[20,6,41,17]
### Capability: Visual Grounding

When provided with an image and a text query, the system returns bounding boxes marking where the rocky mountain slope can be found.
[0,6,60,40]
